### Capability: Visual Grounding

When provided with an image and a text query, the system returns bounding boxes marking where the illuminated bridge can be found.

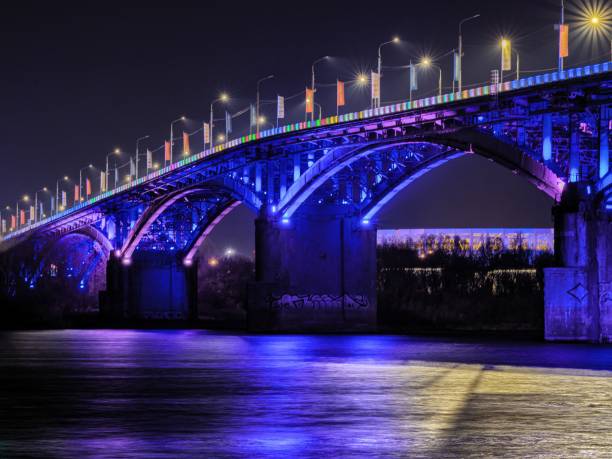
[1,62,611,341]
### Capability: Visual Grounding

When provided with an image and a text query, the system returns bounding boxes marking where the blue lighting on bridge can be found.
[282,218,290,225]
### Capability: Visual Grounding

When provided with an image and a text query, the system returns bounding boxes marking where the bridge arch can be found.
[277,128,565,221]
[120,181,261,262]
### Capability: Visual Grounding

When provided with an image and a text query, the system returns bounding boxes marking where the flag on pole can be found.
[410,65,418,91]
[371,71,380,100]
[183,132,190,155]
[20,209,25,225]
[203,122,210,145]
[250,104,257,129]
[39,202,43,219]
[501,40,512,71]
[453,52,460,82]
[146,149,153,169]
[559,24,569,58]
[74,185,80,202]
[61,191,67,208]
[164,140,171,162]
[100,171,106,192]
[305,88,314,114]
[129,158,135,177]
[1,219,5,233]
[29,206,35,222]
[114,167,118,186]
[11,215,16,230]
[51,196,55,213]
[277,95,285,119]
[225,111,232,134]
[337,80,345,107]
[86,178,92,196]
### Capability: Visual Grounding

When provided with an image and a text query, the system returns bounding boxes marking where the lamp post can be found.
[135,135,150,180]
[55,176,69,214]
[169,117,186,165]
[559,0,565,71]
[376,37,400,108]
[34,187,48,222]
[458,14,480,93]
[210,94,229,150]
[105,149,120,192]
[419,58,443,97]
[256,75,274,136]
[311,56,330,122]
[79,164,93,202]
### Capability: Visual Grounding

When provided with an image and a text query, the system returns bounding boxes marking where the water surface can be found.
[0,330,611,458]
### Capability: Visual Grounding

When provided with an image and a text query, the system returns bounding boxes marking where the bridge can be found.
[1,62,611,341]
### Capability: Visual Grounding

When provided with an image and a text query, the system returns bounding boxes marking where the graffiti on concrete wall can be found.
[270,294,370,310]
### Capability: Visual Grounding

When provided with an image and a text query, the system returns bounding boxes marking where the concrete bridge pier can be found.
[249,213,377,332]
[101,251,197,321]
[544,184,612,342]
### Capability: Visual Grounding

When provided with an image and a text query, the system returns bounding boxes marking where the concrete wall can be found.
[249,215,377,332]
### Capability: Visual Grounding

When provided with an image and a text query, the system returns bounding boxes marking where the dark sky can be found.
[1,0,608,256]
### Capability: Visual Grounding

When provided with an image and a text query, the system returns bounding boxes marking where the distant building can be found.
[377,228,554,253]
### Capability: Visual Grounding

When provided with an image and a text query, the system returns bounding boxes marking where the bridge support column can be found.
[101,252,197,321]
[249,213,377,332]
[544,185,612,342]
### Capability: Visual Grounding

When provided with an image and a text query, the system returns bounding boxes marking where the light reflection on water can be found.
[0,330,611,458]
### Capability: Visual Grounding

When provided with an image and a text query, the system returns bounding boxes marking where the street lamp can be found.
[310,56,330,121]
[376,36,400,108]
[210,93,229,149]
[105,149,120,192]
[169,117,186,165]
[458,14,480,93]
[256,75,274,135]
[55,176,69,214]
[419,57,443,97]
[135,135,150,180]
[34,187,48,223]
[79,164,93,202]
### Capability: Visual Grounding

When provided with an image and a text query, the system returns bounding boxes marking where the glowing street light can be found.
[419,57,443,97]
[210,93,229,149]
[256,75,274,135]
[105,148,121,192]
[169,116,186,164]
[356,73,368,86]
[375,36,400,108]
[224,247,235,257]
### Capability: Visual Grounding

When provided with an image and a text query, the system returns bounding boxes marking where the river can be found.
[0,330,611,458]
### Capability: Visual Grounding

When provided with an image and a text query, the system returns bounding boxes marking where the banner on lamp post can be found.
[146,149,152,169]
[501,41,512,71]
[559,24,569,58]
[337,80,345,107]
[371,71,380,101]
[277,95,285,119]
[203,122,210,145]
[164,141,171,162]
[183,131,190,154]
[305,88,314,114]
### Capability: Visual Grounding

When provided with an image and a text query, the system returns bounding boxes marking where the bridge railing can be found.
[2,61,610,242]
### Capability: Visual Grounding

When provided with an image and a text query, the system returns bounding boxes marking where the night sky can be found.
[1,0,608,256]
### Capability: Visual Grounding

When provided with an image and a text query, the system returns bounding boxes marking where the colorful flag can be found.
[29,205,35,222]
[501,40,512,71]
[305,88,314,114]
[371,72,380,100]
[146,149,153,169]
[164,140,171,162]
[129,158,135,177]
[114,167,118,185]
[183,131,190,154]
[11,215,16,230]
[51,196,55,213]
[39,202,43,219]
[225,111,232,135]
[203,122,210,145]
[337,80,345,107]
[250,104,257,128]
[74,185,80,202]
[1,218,5,233]
[277,95,285,119]
[559,24,569,58]
[453,52,460,82]
[20,209,25,225]
[100,171,106,192]
[86,178,92,196]
[410,64,418,91]
[61,191,67,208]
